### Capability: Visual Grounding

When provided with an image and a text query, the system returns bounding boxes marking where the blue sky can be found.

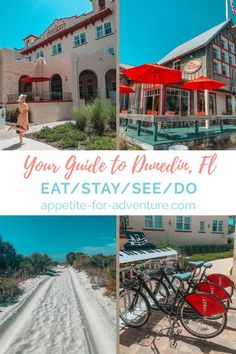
[0,0,92,48]
[0,216,116,261]
[121,0,234,65]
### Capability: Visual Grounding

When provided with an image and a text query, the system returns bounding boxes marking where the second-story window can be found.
[74,32,87,47]
[221,37,228,50]
[173,59,181,70]
[36,50,43,59]
[213,45,221,60]
[52,43,62,55]
[96,21,112,39]
[229,41,235,54]
[107,46,115,55]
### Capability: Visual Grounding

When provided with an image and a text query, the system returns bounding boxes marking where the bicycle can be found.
[120,268,228,339]
[148,260,230,309]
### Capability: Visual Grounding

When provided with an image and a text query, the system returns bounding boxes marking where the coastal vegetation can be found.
[66,252,116,296]
[0,237,53,303]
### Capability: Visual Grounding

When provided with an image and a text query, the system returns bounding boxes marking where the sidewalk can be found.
[0,121,70,150]
[0,137,57,150]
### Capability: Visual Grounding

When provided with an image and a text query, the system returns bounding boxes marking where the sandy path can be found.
[0,268,113,354]
[70,269,116,354]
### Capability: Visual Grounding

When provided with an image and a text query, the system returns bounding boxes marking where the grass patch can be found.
[84,136,116,150]
[191,251,233,262]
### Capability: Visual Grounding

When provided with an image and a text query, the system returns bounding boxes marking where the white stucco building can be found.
[0,0,116,124]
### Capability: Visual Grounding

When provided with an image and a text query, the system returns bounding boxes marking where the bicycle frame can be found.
[134,276,190,318]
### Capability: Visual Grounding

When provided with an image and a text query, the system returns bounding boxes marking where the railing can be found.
[7,91,73,103]
[120,113,236,142]
[120,258,178,283]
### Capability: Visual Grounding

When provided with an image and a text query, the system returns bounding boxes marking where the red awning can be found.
[182,76,226,91]
[122,63,182,84]
[119,83,135,94]
[20,76,51,83]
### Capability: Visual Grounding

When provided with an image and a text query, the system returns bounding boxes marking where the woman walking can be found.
[16,94,29,145]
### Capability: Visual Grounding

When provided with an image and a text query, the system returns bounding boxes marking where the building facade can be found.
[122,19,236,118]
[0,0,116,124]
[120,215,229,249]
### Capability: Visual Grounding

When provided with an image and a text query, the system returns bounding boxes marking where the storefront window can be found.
[166,88,189,116]
[226,96,232,114]
[198,92,216,115]
[144,89,160,113]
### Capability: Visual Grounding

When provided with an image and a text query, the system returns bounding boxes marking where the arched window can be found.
[50,74,62,100]
[105,69,116,98]
[79,70,98,103]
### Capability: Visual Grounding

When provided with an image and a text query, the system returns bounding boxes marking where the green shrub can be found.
[85,136,116,150]
[88,98,109,135]
[0,278,21,303]
[73,107,88,131]
[66,130,86,141]
[191,251,233,262]
[107,103,116,130]
[58,137,78,149]
[179,244,233,255]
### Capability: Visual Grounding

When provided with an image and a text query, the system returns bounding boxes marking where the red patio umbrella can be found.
[20,76,51,83]
[20,76,51,95]
[183,76,226,126]
[122,63,182,113]
[182,76,225,91]
[119,83,135,94]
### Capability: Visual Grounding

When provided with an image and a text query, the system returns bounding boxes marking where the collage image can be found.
[0,0,236,354]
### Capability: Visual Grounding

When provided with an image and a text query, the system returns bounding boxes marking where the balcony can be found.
[7,91,73,103]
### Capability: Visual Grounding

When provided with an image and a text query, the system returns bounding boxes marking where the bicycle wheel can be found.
[150,279,169,304]
[119,288,151,328]
[179,298,227,338]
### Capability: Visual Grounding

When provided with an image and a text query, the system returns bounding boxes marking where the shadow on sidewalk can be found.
[120,309,236,353]
[3,143,22,150]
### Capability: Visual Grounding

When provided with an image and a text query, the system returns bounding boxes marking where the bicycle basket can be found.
[196,282,230,301]
[185,293,227,317]
[206,274,234,289]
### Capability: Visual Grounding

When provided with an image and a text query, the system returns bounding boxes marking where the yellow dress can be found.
[17,103,29,133]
